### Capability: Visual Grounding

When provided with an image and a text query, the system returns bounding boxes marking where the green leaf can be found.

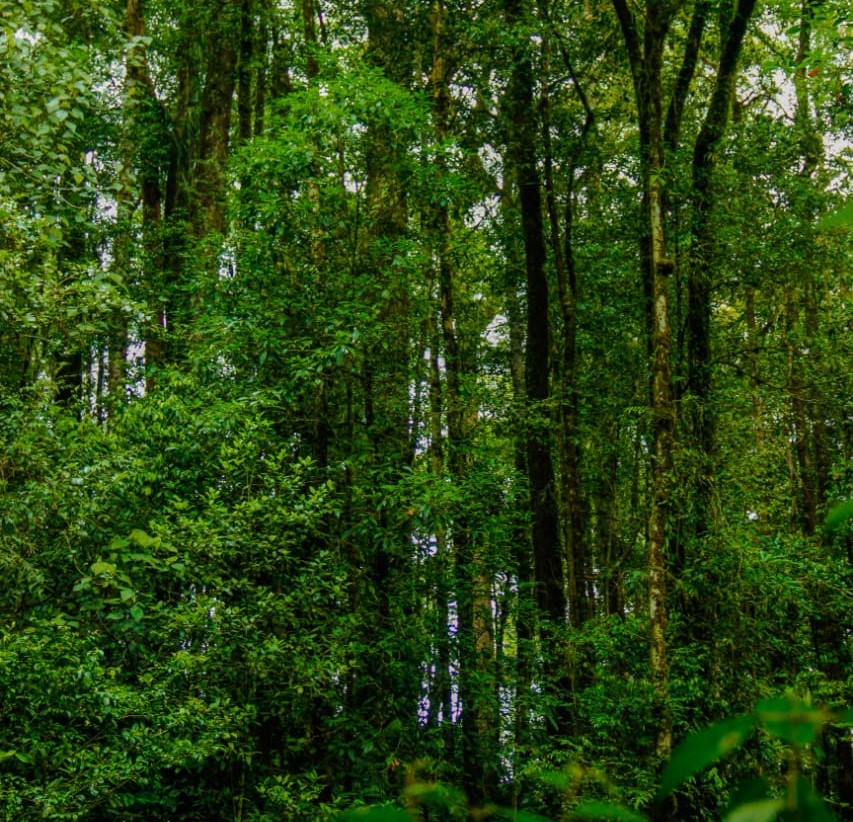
[724,799,784,822]
[756,696,826,746]
[119,587,135,602]
[779,777,836,821]
[572,800,649,821]
[129,604,144,621]
[538,769,572,790]
[824,500,853,532]
[129,528,157,548]
[493,809,552,822]
[657,714,755,799]
[91,561,115,576]
[338,807,412,821]
[834,707,853,725]
[723,779,784,822]
[405,781,465,809]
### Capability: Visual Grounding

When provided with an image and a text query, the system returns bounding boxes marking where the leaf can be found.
[824,500,853,532]
[816,201,853,231]
[91,561,115,576]
[572,800,649,821]
[405,781,465,809]
[724,778,773,814]
[779,777,836,821]
[129,604,144,621]
[493,809,553,822]
[657,714,755,799]
[129,528,157,548]
[834,707,853,725]
[119,587,135,602]
[338,807,412,821]
[756,696,826,746]
[724,799,784,822]
[538,769,572,790]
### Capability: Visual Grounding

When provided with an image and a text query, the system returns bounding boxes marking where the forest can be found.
[0,0,852,818]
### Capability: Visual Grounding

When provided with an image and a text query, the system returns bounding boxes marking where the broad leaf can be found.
[572,800,650,821]
[756,696,826,746]
[339,807,412,821]
[723,779,783,822]
[657,714,755,799]
[405,781,465,809]
[834,706,853,725]
[724,799,784,822]
[129,528,157,548]
[779,777,836,821]
[494,810,552,822]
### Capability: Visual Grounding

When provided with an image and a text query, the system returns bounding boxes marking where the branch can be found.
[693,0,759,182]
[665,0,710,153]
[611,0,643,85]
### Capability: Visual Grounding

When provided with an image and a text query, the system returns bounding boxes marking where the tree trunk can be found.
[194,5,239,236]
[687,0,757,540]
[505,0,565,632]
[612,0,676,760]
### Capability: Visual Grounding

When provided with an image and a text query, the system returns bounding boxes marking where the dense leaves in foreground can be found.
[1,0,852,819]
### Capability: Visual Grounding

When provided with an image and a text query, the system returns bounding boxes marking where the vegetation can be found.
[1,0,851,819]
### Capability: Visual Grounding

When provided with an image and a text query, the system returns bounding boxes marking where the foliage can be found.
[1,0,852,818]
[341,695,853,820]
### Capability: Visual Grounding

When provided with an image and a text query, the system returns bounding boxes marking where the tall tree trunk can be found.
[611,0,676,760]
[504,0,575,765]
[541,25,595,629]
[687,0,757,539]
[501,204,537,799]
[194,5,239,236]
[237,0,254,146]
[505,0,565,632]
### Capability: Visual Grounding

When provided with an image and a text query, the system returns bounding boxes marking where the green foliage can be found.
[343,696,853,821]
[1,0,852,817]
[816,201,853,231]
[657,714,755,800]
[571,801,649,821]
[823,500,853,532]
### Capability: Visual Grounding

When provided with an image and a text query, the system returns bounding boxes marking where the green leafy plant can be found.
[339,695,853,821]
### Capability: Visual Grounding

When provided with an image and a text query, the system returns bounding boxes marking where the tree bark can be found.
[542,25,595,629]
[612,0,677,760]
[687,0,757,539]
[194,4,239,236]
[505,0,565,632]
